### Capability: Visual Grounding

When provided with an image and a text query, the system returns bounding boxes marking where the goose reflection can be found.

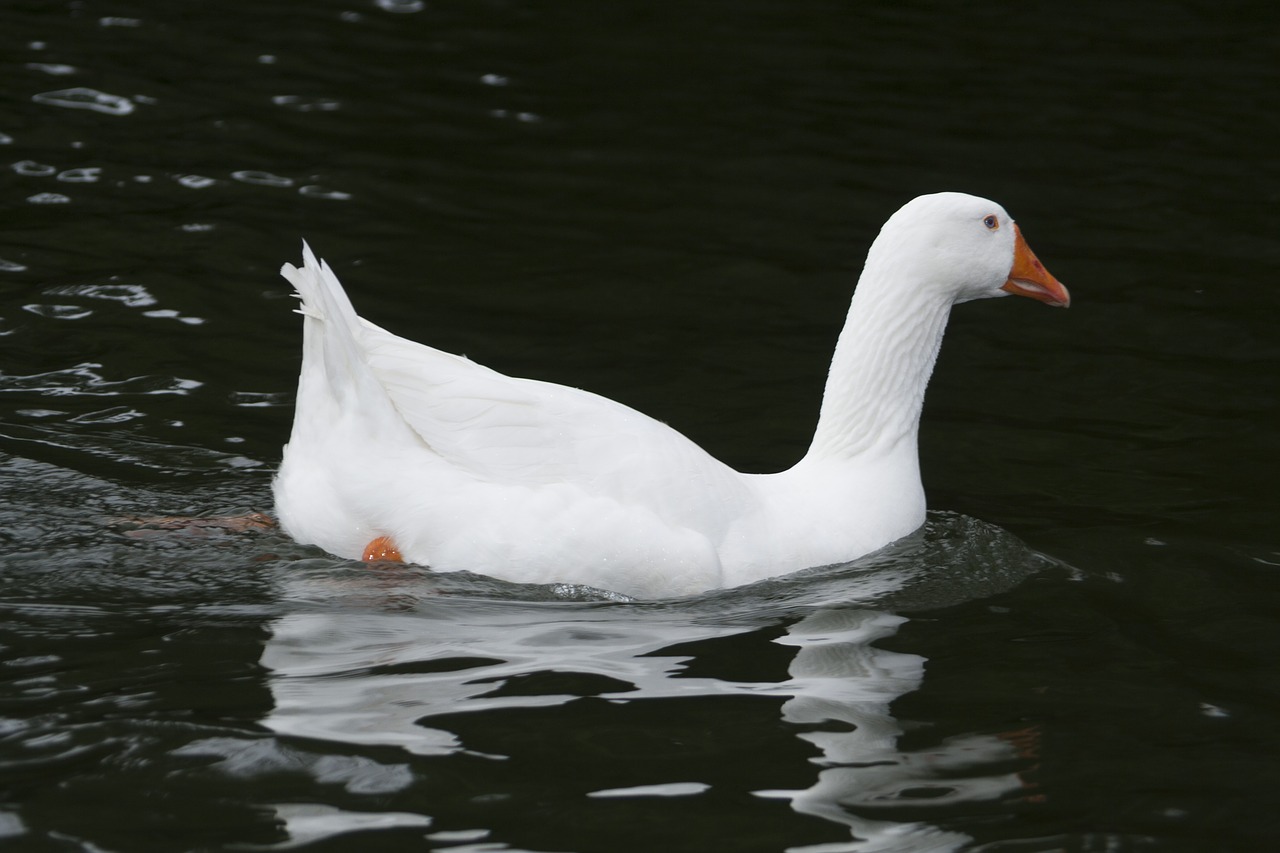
[757,607,1035,852]
[262,599,763,758]
[259,519,1043,851]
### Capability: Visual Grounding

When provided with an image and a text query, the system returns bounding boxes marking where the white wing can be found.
[360,319,755,534]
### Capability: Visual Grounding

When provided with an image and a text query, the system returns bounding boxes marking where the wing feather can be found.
[358,318,754,533]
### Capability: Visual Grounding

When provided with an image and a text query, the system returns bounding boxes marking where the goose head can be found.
[867,192,1070,308]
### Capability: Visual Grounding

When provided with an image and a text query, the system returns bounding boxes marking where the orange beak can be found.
[1001,224,1070,308]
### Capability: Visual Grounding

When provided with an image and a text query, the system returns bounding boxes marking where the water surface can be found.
[2,1,1278,851]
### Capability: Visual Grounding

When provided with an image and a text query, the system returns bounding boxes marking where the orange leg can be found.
[362,536,404,563]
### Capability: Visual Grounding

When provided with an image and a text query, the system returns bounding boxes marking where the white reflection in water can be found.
[759,608,1028,852]
[261,804,432,848]
[587,781,710,798]
[262,576,1031,850]
[264,606,755,757]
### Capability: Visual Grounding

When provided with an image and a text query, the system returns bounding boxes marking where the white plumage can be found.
[273,192,1069,598]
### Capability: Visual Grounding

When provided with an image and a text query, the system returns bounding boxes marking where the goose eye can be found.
[983,214,999,230]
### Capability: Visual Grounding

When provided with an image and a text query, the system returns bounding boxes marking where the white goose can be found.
[274,192,1068,598]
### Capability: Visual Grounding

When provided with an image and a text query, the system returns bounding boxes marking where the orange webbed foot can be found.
[362,536,404,564]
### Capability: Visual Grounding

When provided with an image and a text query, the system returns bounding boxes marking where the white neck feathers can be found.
[804,240,955,462]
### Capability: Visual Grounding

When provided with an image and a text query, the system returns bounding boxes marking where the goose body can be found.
[273,192,1069,598]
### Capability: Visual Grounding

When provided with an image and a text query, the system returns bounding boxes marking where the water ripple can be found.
[588,782,711,799]
[11,159,348,205]
[374,0,426,13]
[12,160,56,177]
[298,185,353,201]
[172,736,415,794]
[231,170,293,188]
[229,391,289,408]
[23,304,92,320]
[0,364,202,397]
[254,804,435,849]
[29,283,205,325]
[24,63,77,76]
[175,174,217,189]
[26,193,70,205]
[47,284,157,308]
[68,406,146,425]
[271,95,341,112]
[32,87,136,116]
[141,308,205,325]
[489,109,542,123]
[56,167,100,183]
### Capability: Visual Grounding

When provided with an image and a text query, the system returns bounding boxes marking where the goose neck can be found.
[805,274,953,462]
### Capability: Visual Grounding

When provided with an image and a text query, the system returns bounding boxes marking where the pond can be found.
[2,1,1277,851]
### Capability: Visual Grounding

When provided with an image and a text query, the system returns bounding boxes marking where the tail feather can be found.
[281,241,383,411]
[275,242,430,559]
[281,240,359,327]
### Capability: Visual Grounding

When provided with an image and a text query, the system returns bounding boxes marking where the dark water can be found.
[3,1,1278,850]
